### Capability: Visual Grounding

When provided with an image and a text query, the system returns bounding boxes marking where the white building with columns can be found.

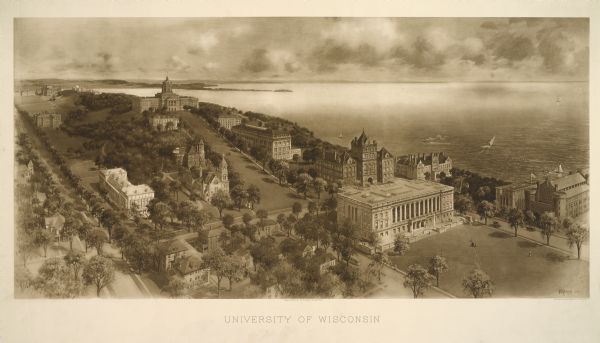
[336,177,454,249]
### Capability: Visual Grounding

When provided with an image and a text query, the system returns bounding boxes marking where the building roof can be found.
[44,213,65,231]
[378,147,393,159]
[496,182,536,191]
[560,184,589,198]
[101,168,154,196]
[232,124,291,139]
[159,239,189,255]
[321,149,355,164]
[551,173,586,191]
[397,152,450,166]
[338,177,453,206]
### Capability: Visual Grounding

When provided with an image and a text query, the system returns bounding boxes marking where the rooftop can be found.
[159,239,189,255]
[174,255,205,275]
[497,182,536,191]
[338,177,453,206]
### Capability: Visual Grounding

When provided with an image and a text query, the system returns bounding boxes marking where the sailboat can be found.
[556,96,562,104]
[338,132,343,139]
[480,136,495,150]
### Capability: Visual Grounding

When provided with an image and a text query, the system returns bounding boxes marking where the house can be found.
[312,251,337,275]
[173,255,210,285]
[181,154,229,202]
[44,213,65,239]
[159,239,189,271]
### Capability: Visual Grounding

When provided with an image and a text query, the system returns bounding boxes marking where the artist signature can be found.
[558,288,577,296]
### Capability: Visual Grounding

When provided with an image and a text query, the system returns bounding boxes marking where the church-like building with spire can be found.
[132,75,199,113]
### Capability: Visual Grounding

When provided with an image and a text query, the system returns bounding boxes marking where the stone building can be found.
[314,150,357,186]
[132,76,198,112]
[495,181,537,212]
[173,255,210,285]
[395,152,452,181]
[232,124,295,160]
[217,113,242,130]
[173,141,205,169]
[337,178,454,249]
[37,85,59,97]
[526,172,589,219]
[158,239,189,271]
[314,131,394,186]
[33,112,62,128]
[98,168,154,217]
[149,115,179,131]
[182,154,229,202]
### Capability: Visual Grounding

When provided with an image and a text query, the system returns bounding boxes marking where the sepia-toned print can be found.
[14,18,589,299]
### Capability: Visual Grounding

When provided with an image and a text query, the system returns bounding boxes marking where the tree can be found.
[476,186,491,202]
[242,212,254,226]
[148,201,171,232]
[15,265,33,292]
[169,179,181,202]
[222,214,235,229]
[83,255,116,297]
[428,255,449,287]
[202,247,227,297]
[295,173,313,199]
[99,208,119,241]
[393,235,410,255]
[17,230,36,267]
[292,202,302,219]
[327,182,339,199]
[246,185,261,210]
[454,194,473,215]
[123,235,152,274]
[462,269,494,298]
[64,250,86,280]
[61,214,81,251]
[403,264,435,298]
[250,238,280,270]
[230,185,248,210]
[34,258,83,298]
[276,213,287,233]
[87,229,108,256]
[539,211,559,245]
[565,223,588,260]
[77,221,93,252]
[507,208,525,237]
[367,252,388,282]
[256,209,269,230]
[211,189,230,218]
[224,256,245,291]
[525,210,537,226]
[476,200,495,225]
[34,229,54,258]
[163,277,186,298]
[313,177,327,204]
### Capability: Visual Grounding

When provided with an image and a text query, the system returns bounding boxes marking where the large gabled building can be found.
[526,172,589,219]
[98,168,154,217]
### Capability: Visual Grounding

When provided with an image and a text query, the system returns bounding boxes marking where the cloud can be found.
[54,51,115,75]
[167,55,191,72]
[536,26,586,75]
[240,48,273,73]
[310,39,381,72]
[481,21,499,30]
[391,37,446,70]
[187,31,219,55]
[493,34,535,62]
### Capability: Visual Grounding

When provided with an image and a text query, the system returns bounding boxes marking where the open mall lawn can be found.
[177,110,309,212]
[389,224,589,298]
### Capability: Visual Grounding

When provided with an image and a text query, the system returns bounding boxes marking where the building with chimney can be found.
[526,172,589,219]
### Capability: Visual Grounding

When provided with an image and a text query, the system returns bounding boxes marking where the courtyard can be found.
[388,224,589,298]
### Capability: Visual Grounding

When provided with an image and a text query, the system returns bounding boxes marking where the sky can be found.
[14,17,589,82]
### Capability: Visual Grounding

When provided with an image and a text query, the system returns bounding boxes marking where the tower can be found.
[219,154,229,192]
[350,129,378,186]
[161,75,173,94]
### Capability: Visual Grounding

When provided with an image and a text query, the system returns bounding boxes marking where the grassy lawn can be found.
[388,224,589,298]
[177,111,309,211]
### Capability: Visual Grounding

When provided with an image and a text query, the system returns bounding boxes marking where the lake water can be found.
[100,82,589,183]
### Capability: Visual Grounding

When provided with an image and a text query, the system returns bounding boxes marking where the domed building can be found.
[132,76,199,113]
